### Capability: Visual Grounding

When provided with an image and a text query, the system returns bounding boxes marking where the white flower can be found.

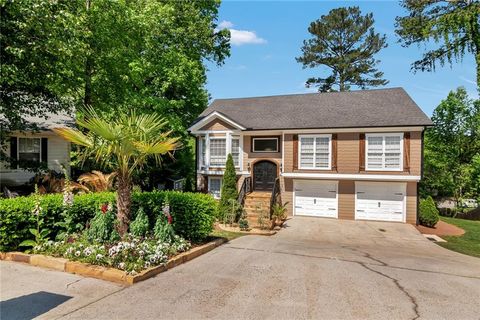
[75,251,81,257]
[96,254,103,260]
[118,262,125,269]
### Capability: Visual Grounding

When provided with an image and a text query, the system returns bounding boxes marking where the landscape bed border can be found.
[0,238,227,285]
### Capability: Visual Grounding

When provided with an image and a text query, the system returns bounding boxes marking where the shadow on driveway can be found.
[1,291,71,320]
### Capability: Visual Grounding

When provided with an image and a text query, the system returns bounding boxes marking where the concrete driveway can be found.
[1,217,480,320]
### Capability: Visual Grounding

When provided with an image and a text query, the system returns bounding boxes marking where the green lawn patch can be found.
[438,217,480,258]
[209,229,246,241]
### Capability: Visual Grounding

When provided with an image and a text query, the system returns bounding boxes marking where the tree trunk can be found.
[116,173,131,236]
[84,0,93,107]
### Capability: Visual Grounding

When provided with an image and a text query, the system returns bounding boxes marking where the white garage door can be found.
[355,182,406,222]
[294,180,338,218]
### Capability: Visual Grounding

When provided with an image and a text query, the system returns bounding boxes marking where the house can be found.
[0,112,74,187]
[189,88,433,224]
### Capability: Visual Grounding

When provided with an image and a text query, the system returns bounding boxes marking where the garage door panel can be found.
[355,182,405,222]
[294,180,338,218]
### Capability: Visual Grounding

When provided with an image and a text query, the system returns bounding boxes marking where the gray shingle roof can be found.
[0,111,75,130]
[195,88,432,130]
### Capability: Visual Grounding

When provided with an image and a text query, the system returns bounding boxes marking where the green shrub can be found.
[153,216,176,243]
[219,154,238,219]
[131,191,217,242]
[0,190,216,251]
[419,196,440,227]
[85,206,119,243]
[130,207,149,237]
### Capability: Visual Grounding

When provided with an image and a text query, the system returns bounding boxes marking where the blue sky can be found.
[206,0,477,116]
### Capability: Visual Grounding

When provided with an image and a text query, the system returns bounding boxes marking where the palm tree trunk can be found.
[116,173,131,236]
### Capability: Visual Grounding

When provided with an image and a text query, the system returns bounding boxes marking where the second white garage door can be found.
[355,182,406,222]
[294,180,338,218]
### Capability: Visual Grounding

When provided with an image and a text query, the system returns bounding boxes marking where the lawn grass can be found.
[438,217,480,258]
[209,229,246,241]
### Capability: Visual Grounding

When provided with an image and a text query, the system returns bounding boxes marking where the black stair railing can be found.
[237,176,252,206]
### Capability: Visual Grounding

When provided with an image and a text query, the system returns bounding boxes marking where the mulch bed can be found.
[416,220,465,236]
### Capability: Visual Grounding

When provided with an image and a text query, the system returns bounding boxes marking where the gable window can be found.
[299,135,331,169]
[231,137,240,167]
[209,138,226,167]
[208,177,222,199]
[252,137,278,153]
[18,138,41,163]
[366,133,403,171]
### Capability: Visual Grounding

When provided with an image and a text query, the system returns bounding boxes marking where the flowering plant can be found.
[32,234,190,274]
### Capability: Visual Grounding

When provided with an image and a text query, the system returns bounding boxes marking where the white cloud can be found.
[217,20,266,46]
[218,20,234,29]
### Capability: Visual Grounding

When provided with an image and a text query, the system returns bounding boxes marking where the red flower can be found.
[101,203,108,214]
[166,213,173,224]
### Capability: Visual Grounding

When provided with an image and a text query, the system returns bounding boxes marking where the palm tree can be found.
[54,107,180,235]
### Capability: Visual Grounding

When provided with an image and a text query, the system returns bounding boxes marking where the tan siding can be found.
[338,180,355,220]
[242,136,282,172]
[283,134,294,172]
[406,181,417,224]
[409,131,422,176]
[337,133,359,173]
[199,119,236,131]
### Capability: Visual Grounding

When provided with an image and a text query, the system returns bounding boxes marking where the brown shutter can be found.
[403,132,410,172]
[359,133,365,171]
[293,134,298,170]
[10,137,18,169]
[41,138,48,163]
[331,133,337,171]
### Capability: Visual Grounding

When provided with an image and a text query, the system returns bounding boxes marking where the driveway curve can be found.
[2,217,480,320]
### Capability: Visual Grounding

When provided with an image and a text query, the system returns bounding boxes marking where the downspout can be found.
[417,128,426,226]
[189,132,198,192]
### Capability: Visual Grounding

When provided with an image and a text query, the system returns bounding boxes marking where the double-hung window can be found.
[231,137,240,167]
[199,137,206,168]
[209,138,227,167]
[208,177,222,199]
[19,138,41,163]
[299,135,331,169]
[366,133,403,171]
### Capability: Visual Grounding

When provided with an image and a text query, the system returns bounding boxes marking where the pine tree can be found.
[219,154,238,218]
[296,6,388,92]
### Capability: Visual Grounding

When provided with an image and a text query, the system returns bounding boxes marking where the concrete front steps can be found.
[244,192,271,228]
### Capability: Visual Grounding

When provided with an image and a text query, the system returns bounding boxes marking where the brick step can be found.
[243,202,269,208]
[244,199,270,205]
[246,194,271,200]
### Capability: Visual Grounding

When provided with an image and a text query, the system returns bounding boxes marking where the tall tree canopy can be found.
[296,6,388,92]
[1,0,230,179]
[395,0,480,88]
[422,87,480,203]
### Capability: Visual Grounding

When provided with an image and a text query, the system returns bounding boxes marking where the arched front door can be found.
[253,161,277,191]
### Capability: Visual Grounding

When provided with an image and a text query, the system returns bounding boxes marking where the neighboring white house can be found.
[0,112,74,186]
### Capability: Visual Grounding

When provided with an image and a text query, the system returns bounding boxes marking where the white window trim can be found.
[298,134,332,170]
[208,177,222,199]
[208,136,227,168]
[201,134,241,169]
[365,133,404,172]
[17,137,42,164]
[252,137,279,153]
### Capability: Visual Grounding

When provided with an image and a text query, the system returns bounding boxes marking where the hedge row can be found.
[0,191,217,251]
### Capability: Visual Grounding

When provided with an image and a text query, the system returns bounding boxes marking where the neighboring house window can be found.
[18,138,41,163]
[252,137,278,153]
[208,177,222,199]
[209,138,226,167]
[366,133,403,171]
[231,137,240,167]
[299,135,331,169]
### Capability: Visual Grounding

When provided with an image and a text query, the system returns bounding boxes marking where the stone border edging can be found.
[0,238,227,285]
